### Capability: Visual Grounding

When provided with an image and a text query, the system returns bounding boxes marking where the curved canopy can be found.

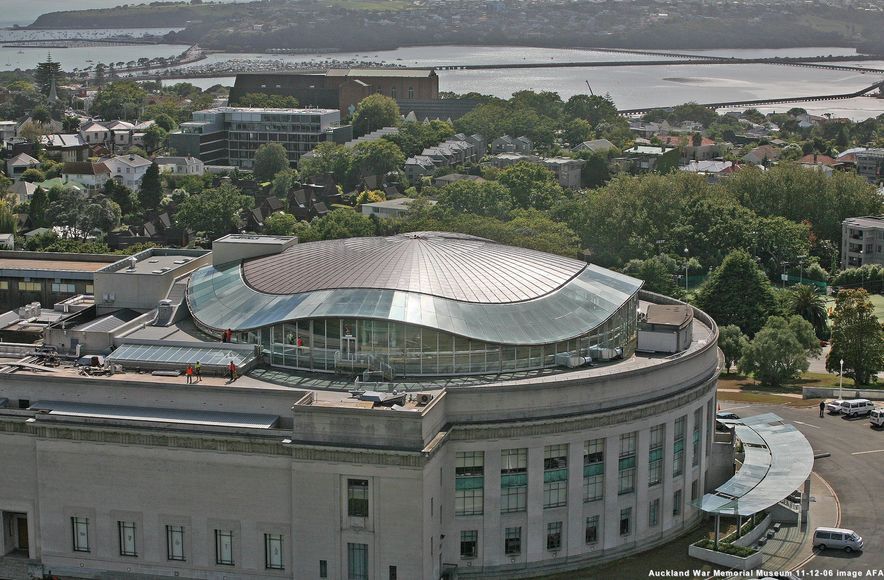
[187,236,642,346]
[699,413,814,516]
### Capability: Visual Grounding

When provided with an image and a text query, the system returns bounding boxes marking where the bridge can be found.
[617,81,884,116]
[2,38,162,48]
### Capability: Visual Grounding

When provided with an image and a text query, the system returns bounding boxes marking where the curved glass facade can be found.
[238,294,637,377]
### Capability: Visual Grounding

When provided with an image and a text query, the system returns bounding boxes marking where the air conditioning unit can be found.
[416,393,434,406]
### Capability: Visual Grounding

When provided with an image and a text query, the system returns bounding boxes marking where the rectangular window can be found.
[348,479,369,517]
[543,444,568,508]
[691,478,699,501]
[649,498,660,527]
[585,515,599,544]
[0,281,8,290]
[265,533,284,570]
[166,525,185,561]
[583,439,604,502]
[460,530,478,559]
[118,521,137,557]
[649,424,664,487]
[389,565,397,580]
[546,522,562,551]
[673,417,686,477]
[504,526,521,555]
[320,560,328,578]
[620,507,632,536]
[51,283,76,293]
[692,408,702,467]
[18,281,41,292]
[501,448,528,513]
[673,489,683,516]
[215,529,234,566]
[455,451,484,516]
[85,283,94,294]
[618,432,637,495]
[71,517,89,552]
[347,543,368,580]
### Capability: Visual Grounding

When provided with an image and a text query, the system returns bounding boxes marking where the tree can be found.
[21,168,46,183]
[31,106,51,124]
[351,140,404,180]
[264,211,298,235]
[496,162,565,211]
[352,94,400,137]
[718,325,749,373]
[576,151,611,188]
[313,208,375,240]
[271,168,299,201]
[253,143,290,182]
[0,201,16,234]
[235,92,299,108]
[562,118,592,147]
[695,250,777,336]
[298,142,352,184]
[139,163,163,212]
[564,94,619,126]
[786,284,828,339]
[63,115,81,133]
[153,113,177,132]
[738,315,820,386]
[34,55,62,96]
[91,81,147,121]
[827,289,884,385]
[46,189,121,239]
[175,182,253,239]
[436,180,513,219]
[355,189,385,210]
[103,180,138,217]
[142,125,168,153]
[29,186,49,227]
[621,254,681,298]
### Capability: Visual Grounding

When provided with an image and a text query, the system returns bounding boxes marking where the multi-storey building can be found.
[0,233,721,579]
[856,148,884,184]
[169,107,341,170]
[841,216,884,269]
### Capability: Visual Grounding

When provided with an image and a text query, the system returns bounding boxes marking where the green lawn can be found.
[824,293,884,322]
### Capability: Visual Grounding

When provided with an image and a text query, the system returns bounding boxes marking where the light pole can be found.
[684,247,689,292]
[781,261,789,289]
[839,358,844,400]
[859,250,864,289]
[798,255,807,285]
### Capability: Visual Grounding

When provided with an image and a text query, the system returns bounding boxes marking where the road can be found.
[720,400,884,575]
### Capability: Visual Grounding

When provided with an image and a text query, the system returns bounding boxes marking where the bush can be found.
[693,539,756,557]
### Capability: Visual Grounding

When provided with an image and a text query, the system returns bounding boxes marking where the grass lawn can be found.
[716,371,862,406]
[824,293,884,322]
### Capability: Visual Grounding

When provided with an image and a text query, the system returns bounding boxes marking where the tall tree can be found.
[786,284,828,339]
[718,325,749,373]
[139,163,163,212]
[496,162,565,211]
[352,94,400,137]
[738,315,820,386]
[695,250,777,336]
[436,180,513,219]
[350,140,404,181]
[827,289,884,385]
[34,54,62,96]
[29,186,49,227]
[253,143,290,182]
[174,182,253,239]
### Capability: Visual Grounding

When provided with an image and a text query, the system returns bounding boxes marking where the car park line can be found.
[850,449,884,455]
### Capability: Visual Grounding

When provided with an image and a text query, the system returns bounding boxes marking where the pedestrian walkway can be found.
[753,471,839,573]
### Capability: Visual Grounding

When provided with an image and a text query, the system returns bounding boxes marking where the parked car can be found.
[813,527,863,552]
[825,399,846,414]
[841,399,874,418]
[870,408,884,428]
[715,411,739,431]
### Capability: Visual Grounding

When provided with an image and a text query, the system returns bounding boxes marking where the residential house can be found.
[432,173,486,188]
[488,152,542,170]
[6,153,40,180]
[404,156,436,182]
[542,157,585,189]
[841,216,884,269]
[155,156,205,176]
[41,134,90,163]
[491,135,532,154]
[453,133,487,156]
[9,181,37,204]
[679,160,736,181]
[742,144,781,166]
[856,149,884,184]
[657,135,727,163]
[615,145,679,173]
[0,121,17,143]
[0,233,13,250]
[572,139,616,155]
[103,154,152,191]
[80,122,111,146]
[361,197,436,219]
[62,162,111,190]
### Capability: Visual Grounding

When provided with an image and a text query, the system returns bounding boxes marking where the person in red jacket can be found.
[228,360,237,382]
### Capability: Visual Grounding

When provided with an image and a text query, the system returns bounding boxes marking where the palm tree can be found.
[788,284,828,339]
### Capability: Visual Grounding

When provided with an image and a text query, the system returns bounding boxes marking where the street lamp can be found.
[684,248,689,291]
[798,255,807,285]
[839,358,844,400]
[781,261,789,289]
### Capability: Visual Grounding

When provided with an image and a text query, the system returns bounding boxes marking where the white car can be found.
[870,408,884,428]
[825,399,846,414]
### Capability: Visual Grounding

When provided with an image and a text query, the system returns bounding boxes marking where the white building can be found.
[102,154,152,191]
[0,234,721,580]
[154,156,205,176]
[360,197,436,219]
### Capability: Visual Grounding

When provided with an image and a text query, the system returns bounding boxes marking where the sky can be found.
[2,0,248,27]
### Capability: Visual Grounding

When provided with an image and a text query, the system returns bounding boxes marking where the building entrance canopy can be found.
[699,413,814,516]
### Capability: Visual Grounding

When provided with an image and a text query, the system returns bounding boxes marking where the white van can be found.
[871,408,884,428]
[813,527,863,552]
[841,399,874,418]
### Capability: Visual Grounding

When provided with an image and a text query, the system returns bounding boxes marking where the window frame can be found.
[264,533,284,570]
[166,525,185,561]
[460,530,478,559]
[546,521,563,551]
[504,526,521,556]
[347,478,369,518]
[214,529,234,566]
[118,520,137,557]
[71,516,90,553]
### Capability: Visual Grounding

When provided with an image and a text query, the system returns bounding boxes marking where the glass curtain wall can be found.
[259,296,637,377]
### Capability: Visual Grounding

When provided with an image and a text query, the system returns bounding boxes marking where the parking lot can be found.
[721,400,884,575]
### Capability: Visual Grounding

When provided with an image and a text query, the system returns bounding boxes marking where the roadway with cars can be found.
[720,401,884,575]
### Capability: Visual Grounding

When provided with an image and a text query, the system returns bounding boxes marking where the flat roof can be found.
[699,413,814,516]
[214,234,296,246]
[843,216,884,229]
[30,400,279,429]
[0,257,110,273]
